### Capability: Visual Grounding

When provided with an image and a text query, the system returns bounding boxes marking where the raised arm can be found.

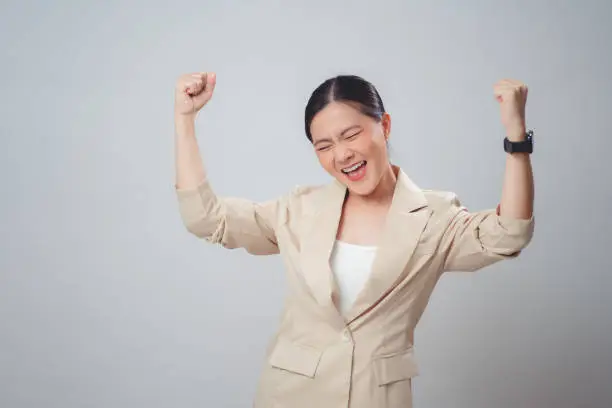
[496,79,534,220]
[440,79,535,272]
[174,72,282,255]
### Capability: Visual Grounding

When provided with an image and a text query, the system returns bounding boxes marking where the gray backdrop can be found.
[1,1,611,407]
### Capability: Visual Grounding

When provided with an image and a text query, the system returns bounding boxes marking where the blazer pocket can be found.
[373,347,420,386]
[268,338,323,378]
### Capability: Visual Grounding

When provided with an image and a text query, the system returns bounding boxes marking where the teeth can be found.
[342,161,365,173]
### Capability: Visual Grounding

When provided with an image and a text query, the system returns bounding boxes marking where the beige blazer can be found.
[175,167,534,408]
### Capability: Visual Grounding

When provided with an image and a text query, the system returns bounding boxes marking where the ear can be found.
[381,112,391,140]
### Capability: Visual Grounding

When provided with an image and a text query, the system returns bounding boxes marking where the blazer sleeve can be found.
[175,177,285,255]
[439,194,535,272]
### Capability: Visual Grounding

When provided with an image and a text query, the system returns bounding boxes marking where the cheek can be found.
[316,151,335,171]
[356,136,382,158]
[363,138,388,166]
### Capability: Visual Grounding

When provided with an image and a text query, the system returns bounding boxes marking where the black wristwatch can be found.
[504,129,534,154]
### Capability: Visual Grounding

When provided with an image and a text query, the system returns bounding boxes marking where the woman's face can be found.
[309,101,391,196]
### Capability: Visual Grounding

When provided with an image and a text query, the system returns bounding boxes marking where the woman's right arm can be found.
[174,72,213,190]
[173,72,282,255]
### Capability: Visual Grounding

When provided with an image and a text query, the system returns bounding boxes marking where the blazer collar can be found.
[299,166,432,325]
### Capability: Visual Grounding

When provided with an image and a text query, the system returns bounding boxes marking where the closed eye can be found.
[345,130,362,140]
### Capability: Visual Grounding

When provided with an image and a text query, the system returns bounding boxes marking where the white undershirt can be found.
[330,240,377,316]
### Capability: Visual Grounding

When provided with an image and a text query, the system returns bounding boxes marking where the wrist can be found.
[503,128,533,155]
[506,125,527,142]
[175,110,197,122]
[174,113,196,137]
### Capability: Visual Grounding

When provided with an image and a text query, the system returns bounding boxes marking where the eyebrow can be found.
[313,125,361,146]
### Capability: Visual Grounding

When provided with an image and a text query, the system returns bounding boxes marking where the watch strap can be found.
[504,130,533,153]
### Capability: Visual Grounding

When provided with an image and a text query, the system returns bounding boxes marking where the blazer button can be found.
[341,329,351,342]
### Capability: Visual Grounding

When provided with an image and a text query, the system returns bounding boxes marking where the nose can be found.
[334,144,355,165]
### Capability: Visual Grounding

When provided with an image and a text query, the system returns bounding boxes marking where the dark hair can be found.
[304,75,386,142]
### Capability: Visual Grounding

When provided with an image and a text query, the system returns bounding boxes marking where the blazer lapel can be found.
[344,170,432,324]
[299,180,346,310]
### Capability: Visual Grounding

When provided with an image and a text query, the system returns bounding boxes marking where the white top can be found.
[330,240,377,316]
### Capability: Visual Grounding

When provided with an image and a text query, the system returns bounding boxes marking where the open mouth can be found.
[341,160,367,181]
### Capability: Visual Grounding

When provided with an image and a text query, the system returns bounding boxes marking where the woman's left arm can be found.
[438,79,535,273]
[497,79,534,220]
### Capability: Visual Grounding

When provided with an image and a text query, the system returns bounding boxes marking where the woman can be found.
[174,72,535,408]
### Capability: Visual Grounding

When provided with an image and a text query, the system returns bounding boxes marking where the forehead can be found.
[310,101,368,141]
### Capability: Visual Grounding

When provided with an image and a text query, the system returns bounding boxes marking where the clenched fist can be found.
[175,72,217,116]
[494,79,528,140]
